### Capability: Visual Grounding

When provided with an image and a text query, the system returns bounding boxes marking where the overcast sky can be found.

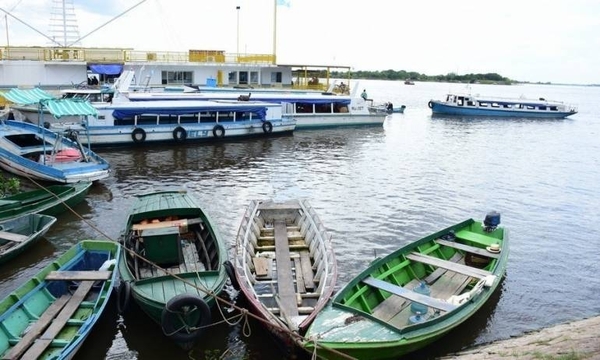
[1,0,599,84]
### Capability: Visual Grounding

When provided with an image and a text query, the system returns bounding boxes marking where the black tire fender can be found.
[223,260,240,290]
[173,126,187,142]
[262,121,273,134]
[132,128,146,143]
[428,101,433,109]
[117,280,131,314]
[212,124,225,138]
[161,294,211,344]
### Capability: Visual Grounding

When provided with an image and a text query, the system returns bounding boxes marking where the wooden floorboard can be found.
[274,220,298,318]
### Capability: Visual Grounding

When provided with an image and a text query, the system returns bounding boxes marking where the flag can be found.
[277,0,291,7]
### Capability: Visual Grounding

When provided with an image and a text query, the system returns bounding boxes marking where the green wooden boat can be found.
[118,190,229,349]
[0,213,57,265]
[0,182,92,221]
[0,240,120,360]
[304,212,508,360]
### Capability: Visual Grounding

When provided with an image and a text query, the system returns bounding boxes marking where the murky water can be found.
[2,80,599,359]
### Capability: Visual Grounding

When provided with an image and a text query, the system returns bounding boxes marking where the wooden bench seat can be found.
[406,252,492,279]
[45,270,112,281]
[131,217,202,231]
[363,277,456,312]
[0,231,29,243]
[454,230,497,247]
[436,239,500,259]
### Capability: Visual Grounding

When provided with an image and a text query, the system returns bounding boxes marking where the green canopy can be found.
[1,88,98,118]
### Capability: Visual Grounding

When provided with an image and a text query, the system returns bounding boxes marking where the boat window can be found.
[199,111,217,123]
[550,106,558,111]
[161,71,193,85]
[526,105,535,110]
[538,106,547,110]
[296,103,314,113]
[491,103,500,108]
[179,114,199,124]
[467,101,475,106]
[5,134,51,148]
[503,104,511,108]
[457,97,464,106]
[138,114,159,125]
[315,103,332,113]
[157,114,181,125]
[217,111,235,122]
[250,71,259,85]
[479,102,488,107]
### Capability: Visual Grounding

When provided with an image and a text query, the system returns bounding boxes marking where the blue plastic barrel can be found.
[410,281,431,314]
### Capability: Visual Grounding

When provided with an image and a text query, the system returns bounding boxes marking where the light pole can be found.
[236,6,240,59]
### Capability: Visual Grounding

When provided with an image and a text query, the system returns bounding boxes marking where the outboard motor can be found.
[483,211,501,232]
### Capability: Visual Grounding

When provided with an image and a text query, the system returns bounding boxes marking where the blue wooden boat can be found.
[0,213,57,265]
[428,93,577,118]
[0,182,92,222]
[303,212,508,359]
[0,240,120,360]
[117,190,229,349]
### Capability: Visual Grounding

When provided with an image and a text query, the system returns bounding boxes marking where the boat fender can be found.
[132,128,146,143]
[262,121,273,134]
[161,294,211,343]
[223,260,240,290]
[117,280,131,314]
[212,124,225,138]
[172,126,187,142]
[428,101,433,109]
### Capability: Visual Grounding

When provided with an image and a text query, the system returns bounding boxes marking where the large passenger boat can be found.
[428,93,577,118]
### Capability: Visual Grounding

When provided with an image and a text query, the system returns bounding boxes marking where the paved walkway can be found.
[442,316,600,360]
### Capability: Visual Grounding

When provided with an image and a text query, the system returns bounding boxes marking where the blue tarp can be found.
[112,104,267,120]
[89,64,123,75]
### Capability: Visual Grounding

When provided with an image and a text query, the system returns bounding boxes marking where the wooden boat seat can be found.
[436,239,500,259]
[363,277,456,312]
[0,231,28,243]
[406,252,491,279]
[45,270,112,281]
[274,220,299,318]
[131,217,203,231]
[253,257,271,277]
[4,281,95,360]
[454,230,496,247]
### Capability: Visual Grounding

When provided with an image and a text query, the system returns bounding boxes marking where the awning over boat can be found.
[1,88,98,118]
[89,64,123,75]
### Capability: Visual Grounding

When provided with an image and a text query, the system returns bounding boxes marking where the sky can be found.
[0,0,599,85]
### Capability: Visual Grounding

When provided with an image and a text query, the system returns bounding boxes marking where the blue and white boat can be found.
[121,85,387,129]
[428,93,577,118]
[50,97,296,147]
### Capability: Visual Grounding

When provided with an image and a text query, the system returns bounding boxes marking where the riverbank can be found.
[442,316,600,360]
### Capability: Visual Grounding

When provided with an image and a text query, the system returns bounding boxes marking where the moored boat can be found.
[303,212,508,359]
[0,182,92,222]
[0,213,57,265]
[0,120,110,183]
[117,190,229,349]
[0,240,120,360]
[232,199,337,353]
[428,93,577,118]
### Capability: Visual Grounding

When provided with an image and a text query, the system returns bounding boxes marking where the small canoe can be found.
[0,240,120,360]
[232,199,337,352]
[118,190,229,349]
[0,213,57,265]
[0,182,92,222]
[304,212,508,360]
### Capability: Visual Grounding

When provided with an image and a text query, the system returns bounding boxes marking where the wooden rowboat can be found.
[0,213,57,265]
[0,182,92,222]
[304,212,508,360]
[231,199,337,352]
[117,190,229,349]
[0,240,120,360]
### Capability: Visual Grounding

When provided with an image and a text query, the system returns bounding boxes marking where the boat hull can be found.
[429,99,577,118]
[0,213,57,264]
[304,216,508,359]
[0,240,120,360]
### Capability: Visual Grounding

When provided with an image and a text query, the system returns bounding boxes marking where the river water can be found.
[1,80,599,360]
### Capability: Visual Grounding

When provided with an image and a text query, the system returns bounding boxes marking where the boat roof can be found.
[446,93,567,105]
[128,91,353,105]
[1,88,98,118]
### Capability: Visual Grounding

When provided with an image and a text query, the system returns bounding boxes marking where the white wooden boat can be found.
[0,120,110,183]
[428,93,578,118]
[49,98,296,147]
[230,199,337,352]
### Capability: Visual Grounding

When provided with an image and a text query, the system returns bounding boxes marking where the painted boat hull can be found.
[233,199,337,354]
[0,182,91,221]
[0,240,121,360]
[0,213,57,264]
[118,190,229,349]
[304,216,508,359]
[429,100,577,118]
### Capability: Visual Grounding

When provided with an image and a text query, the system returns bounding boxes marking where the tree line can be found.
[295,70,514,85]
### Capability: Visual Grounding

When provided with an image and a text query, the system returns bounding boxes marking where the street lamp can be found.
[236,6,240,59]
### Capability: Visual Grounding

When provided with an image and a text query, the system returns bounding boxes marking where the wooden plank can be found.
[423,253,463,284]
[253,257,270,277]
[20,281,95,360]
[131,217,202,231]
[299,251,315,290]
[436,239,500,259]
[293,257,306,293]
[406,252,492,279]
[273,220,299,318]
[429,271,472,300]
[363,277,456,312]
[45,270,112,281]
[2,295,71,360]
[371,279,419,322]
[0,231,29,243]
